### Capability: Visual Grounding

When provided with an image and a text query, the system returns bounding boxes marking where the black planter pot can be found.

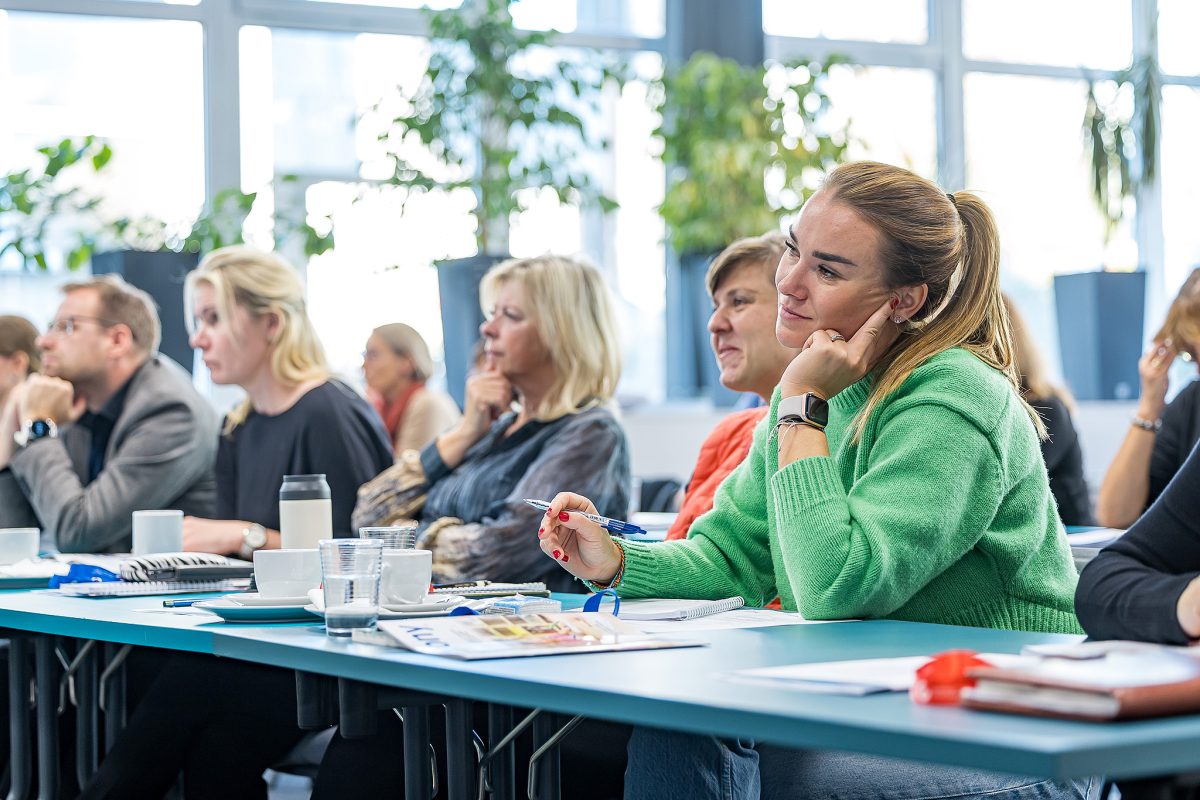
[1053,270,1146,401]
[91,250,200,374]
[667,251,738,406]
[437,253,507,408]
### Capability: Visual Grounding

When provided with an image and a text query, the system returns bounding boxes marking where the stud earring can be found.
[893,315,903,324]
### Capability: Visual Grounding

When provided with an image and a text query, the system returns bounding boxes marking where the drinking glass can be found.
[318,539,383,637]
[358,524,418,550]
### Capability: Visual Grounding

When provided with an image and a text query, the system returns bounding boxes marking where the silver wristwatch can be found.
[238,523,268,560]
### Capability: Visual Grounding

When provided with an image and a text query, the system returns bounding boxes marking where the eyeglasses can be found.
[44,315,118,338]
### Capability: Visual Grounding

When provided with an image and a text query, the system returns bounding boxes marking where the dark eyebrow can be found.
[812,250,858,267]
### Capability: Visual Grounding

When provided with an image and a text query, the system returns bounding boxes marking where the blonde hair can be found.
[820,161,1042,439]
[1002,293,1075,412]
[705,232,788,298]
[371,323,434,382]
[62,274,161,358]
[1154,268,1200,356]
[185,246,329,432]
[0,315,40,374]
[480,255,621,420]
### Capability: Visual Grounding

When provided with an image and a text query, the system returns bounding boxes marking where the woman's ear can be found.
[892,285,929,323]
[264,311,282,345]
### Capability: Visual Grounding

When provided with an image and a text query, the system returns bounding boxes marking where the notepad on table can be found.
[618,596,745,621]
[56,579,250,598]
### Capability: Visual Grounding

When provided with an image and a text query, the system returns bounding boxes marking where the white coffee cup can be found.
[380,548,433,606]
[131,510,183,555]
[0,528,39,564]
[253,549,321,599]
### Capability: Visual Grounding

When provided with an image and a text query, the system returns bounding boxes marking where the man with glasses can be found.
[0,275,217,552]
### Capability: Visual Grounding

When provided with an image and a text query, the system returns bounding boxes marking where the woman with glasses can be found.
[362,322,460,459]
[1096,268,1200,528]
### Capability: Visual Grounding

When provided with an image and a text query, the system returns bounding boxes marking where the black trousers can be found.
[77,652,306,800]
[310,706,629,800]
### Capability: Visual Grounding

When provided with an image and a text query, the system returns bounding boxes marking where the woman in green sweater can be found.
[539,162,1090,800]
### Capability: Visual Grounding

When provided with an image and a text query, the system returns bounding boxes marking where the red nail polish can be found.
[538,528,544,534]
[553,550,560,559]
[559,512,570,522]
[562,554,569,563]
[890,298,899,310]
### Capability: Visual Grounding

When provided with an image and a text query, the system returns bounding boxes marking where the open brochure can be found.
[373,612,704,660]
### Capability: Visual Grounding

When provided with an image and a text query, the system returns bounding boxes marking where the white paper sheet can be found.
[631,608,845,633]
[727,653,1034,695]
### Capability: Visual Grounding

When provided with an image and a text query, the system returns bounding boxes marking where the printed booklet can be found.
[374,611,704,660]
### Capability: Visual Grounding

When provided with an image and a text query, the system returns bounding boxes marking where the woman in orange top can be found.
[666,232,799,540]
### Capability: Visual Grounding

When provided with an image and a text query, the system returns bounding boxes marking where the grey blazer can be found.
[0,356,218,552]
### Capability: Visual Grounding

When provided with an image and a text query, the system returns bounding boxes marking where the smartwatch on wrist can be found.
[777,392,829,432]
[238,523,268,560]
[13,418,58,448]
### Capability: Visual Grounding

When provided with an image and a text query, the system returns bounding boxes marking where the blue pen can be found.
[162,599,198,607]
[523,499,647,536]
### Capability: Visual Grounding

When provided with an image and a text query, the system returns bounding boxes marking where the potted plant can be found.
[1057,43,1161,400]
[649,52,850,401]
[365,0,624,404]
[0,137,335,371]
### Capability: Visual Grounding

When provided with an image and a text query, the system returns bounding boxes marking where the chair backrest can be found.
[637,478,683,513]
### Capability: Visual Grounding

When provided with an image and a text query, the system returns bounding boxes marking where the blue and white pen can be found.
[523,499,647,536]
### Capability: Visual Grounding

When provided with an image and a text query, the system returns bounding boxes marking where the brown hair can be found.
[1154,268,1200,357]
[372,323,434,382]
[705,232,788,298]
[1002,293,1075,412]
[0,315,40,373]
[61,275,161,358]
[821,161,1041,439]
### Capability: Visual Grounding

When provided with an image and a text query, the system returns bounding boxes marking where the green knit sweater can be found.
[616,347,1082,634]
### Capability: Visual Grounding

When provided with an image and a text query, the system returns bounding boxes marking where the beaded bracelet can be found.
[1131,414,1162,433]
[592,542,627,590]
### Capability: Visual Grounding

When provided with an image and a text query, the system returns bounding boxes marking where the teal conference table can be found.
[2,590,1200,796]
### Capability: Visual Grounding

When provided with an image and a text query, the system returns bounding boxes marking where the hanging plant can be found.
[1081,45,1161,242]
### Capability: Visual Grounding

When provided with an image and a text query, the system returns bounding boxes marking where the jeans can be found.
[624,727,1100,800]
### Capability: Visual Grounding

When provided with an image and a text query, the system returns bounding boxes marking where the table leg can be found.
[443,699,475,800]
[74,642,98,788]
[529,713,561,800]
[99,643,130,754]
[33,638,58,800]
[402,704,432,800]
[7,636,31,800]
[488,705,516,800]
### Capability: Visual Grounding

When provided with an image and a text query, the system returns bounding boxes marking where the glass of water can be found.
[358,524,418,550]
[318,539,383,637]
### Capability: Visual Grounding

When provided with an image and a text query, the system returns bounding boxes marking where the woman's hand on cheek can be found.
[779,298,899,399]
[537,492,622,583]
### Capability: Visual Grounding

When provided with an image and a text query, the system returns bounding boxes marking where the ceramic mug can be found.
[131,510,183,555]
[380,549,433,606]
[253,549,321,599]
[0,528,39,564]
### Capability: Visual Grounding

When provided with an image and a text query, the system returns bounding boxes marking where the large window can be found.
[0,11,205,270]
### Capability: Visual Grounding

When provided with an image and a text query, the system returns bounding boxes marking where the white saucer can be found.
[303,602,465,621]
[193,598,316,623]
[381,594,466,613]
[226,592,312,607]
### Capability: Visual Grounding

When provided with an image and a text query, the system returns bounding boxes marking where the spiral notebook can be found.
[618,597,745,621]
[56,579,249,598]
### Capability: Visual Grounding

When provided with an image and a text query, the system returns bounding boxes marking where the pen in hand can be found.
[523,499,647,536]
